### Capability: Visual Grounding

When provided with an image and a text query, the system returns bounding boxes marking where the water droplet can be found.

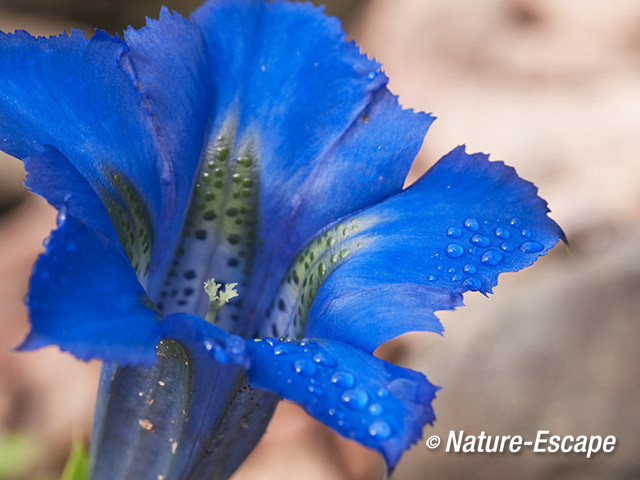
[368,420,392,439]
[312,351,336,367]
[463,278,482,291]
[273,345,289,355]
[428,275,437,282]
[500,242,515,253]
[328,408,345,420]
[330,371,355,388]
[468,247,477,255]
[376,387,389,398]
[521,229,532,238]
[463,264,477,275]
[495,227,510,239]
[451,274,463,282]
[446,227,462,238]
[293,359,317,376]
[520,241,544,253]
[203,340,213,351]
[341,388,369,410]
[307,385,324,396]
[367,71,377,80]
[264,338,276,347]
[299,338,318,349]
[56,209,67,225]
[470,234,490,247]
[510,217,522,227]
[480,250,504,266]
[463,218,479,231]
[448,267,456,274]
[369,403,383,416]
[446,243,464,258]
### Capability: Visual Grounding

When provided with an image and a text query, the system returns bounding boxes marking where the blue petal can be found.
[0,12,210,293]
[279,146,564,352]
[190,0,434,336]
[245,337,438,469]
[23,146,119,244]
[19,211,162,366]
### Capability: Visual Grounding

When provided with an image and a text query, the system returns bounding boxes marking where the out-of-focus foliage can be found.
[0,434,37,478]
[60,441,88,480]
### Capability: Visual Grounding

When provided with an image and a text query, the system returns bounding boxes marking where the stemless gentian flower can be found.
[0,0,564,478]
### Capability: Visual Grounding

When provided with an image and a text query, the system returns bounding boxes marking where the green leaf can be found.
[60,440,88,480]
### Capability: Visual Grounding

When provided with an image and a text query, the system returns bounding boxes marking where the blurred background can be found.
[0,0,639,479]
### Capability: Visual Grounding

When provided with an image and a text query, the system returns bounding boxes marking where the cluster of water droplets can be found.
[429,216,545,291]
[252,337,396,443]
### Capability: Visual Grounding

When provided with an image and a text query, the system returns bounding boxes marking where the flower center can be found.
[156,127,259,322]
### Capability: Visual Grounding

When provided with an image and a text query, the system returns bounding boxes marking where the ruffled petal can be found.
[23,146,119,244]
[245,337,438,470]
[264,146,564,350]
[18,211,162,366]
[0,10,211,291]
[187,0,433,336]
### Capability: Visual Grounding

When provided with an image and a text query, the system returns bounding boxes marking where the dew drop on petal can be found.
[293,359,317,376]
[463,278,482,291]
[56,209,67,225]
[368,420,392,439]
[331,371,355,388]
[299,338,318,349]
[480,250,504,266]
[428,275,437,282]
[377,387,390,399]
[463,218,479,231]
[448,267,456,274]
[328,408,345,420]
[470,234,490,247]
[521,229,532,238]
[463,264,477,275]
[446,243,464,258]
[273,345,289,355]
[510,217,522,227]
[341,388,369,410]
[369,403,384,416]
[520,241,544,253]
[451,274,463,282]
[500,242,515,253]
[495,227,510,239]
[307,385,324,396]
[312,351,336,367]
[446,227,462,238]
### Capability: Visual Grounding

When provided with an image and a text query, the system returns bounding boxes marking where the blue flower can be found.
[0,0,564,478]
